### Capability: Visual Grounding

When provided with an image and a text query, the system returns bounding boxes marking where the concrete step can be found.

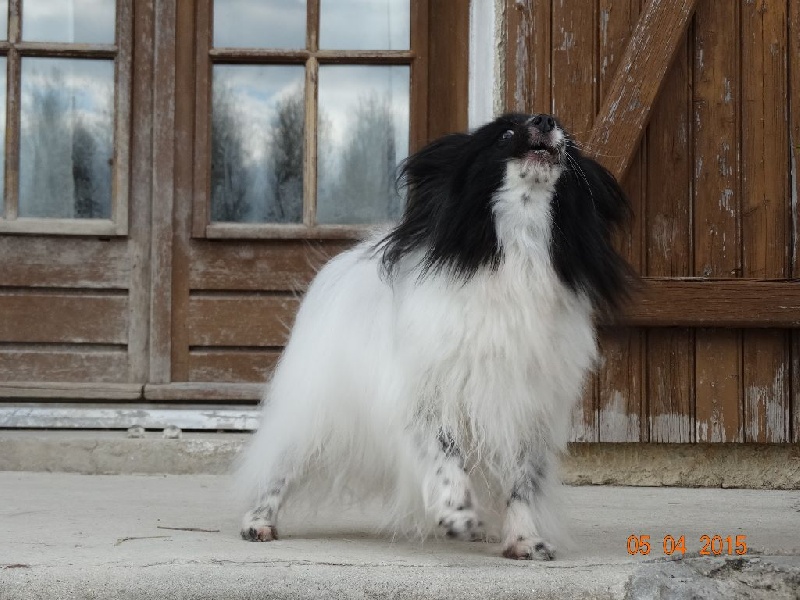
[1,472,799,599]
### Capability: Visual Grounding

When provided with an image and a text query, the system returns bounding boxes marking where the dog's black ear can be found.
[378,134,471,276]
[400,133,471,209]
[573,154,632,227]
[552,149,635,315]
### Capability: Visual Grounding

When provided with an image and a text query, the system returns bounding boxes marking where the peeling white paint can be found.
[717,142,733,177]
[745,364,787,442]
[650,413,692,443]
[719,188,734,213]
[598,391,641,442]
[599,8,610,48]
[559,29,575,52]
[696,411,727,443]
[723,77,733,103]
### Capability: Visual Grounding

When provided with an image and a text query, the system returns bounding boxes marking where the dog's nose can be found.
[530,114,555,134]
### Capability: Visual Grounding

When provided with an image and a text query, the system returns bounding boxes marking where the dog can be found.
[236,113,632,560]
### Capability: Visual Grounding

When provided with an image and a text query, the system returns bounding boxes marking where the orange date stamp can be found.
[626,534,747,557]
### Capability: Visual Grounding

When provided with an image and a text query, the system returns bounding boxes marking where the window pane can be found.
[0,0,8,40]
[22,0,115,44]
[320,0,409,50]
[212,65,305,223]
[19,58,114,219]
[214,0,305,49]
[317,66,409,225]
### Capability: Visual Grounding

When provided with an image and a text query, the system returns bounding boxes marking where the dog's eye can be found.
[500,129,515,141]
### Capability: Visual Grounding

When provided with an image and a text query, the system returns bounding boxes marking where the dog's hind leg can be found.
[501,450,557,560]
[423,430,484,541]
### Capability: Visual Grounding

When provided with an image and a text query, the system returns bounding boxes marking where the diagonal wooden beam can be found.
[587,0,700,180]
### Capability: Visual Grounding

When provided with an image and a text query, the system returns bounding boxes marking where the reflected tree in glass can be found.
[211,83,251,222]
[211,65,305,223]
[19,59,113,219]
[266,90,304,222]
[317,66,409,224]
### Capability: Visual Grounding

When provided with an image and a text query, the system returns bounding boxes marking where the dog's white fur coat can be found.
[236,143,600,557]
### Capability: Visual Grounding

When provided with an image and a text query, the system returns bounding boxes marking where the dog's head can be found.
[379,113,634,313]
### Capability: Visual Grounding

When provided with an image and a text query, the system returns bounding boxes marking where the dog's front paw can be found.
[438,508,485,541]
[241,513,278,542]
[502,536,555,560]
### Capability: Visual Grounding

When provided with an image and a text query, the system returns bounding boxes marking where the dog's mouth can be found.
[524,142,562,166]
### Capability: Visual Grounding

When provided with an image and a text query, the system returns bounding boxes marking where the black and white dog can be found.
[237,113,632,560]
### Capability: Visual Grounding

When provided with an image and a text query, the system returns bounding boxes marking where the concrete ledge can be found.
[564,443,800,490]
[1,431,799,489]
[2,473,799,600]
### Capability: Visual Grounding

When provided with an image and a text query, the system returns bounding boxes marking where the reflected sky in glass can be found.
[214,0,305,49]
[317,66,409,225]
[23,0,115,44]
[19,58,114,219]
[320,0,409,50]
[211,65,305,223]
[0,57,5,213]
[0,1,8,40]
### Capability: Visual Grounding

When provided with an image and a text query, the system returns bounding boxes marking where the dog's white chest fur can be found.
[390,243,596,463]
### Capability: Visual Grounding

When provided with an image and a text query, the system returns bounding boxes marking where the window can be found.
[193,0,428,239]
[0,0,132,235]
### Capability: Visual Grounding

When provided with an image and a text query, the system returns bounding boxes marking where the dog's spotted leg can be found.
[240,477,288,542]
[428,431,484,541]
[501,453,556,560]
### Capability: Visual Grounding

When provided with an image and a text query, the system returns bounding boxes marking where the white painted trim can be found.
[468,0,500,128]
[0,404,260,431]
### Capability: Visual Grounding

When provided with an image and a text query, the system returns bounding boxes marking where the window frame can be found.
[192,0,429,240]
[0,0,133,236]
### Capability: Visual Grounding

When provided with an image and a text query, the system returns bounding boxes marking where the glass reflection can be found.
[317,66,409,224]
[212,65,305,223]
[320,0,409,50]
[0,1,8,40]
[214,0,305,49]
[19,58,114,219]
[23,0,115,44]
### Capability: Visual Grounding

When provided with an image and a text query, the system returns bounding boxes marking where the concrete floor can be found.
[2,472,799,599]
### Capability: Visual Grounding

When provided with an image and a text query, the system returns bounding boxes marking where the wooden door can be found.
[0,0,151,417]
[507,0,800,443]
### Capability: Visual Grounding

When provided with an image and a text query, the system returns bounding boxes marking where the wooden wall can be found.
[507,0,800,443]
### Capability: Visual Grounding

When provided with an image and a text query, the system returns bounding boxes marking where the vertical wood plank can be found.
[692,0,742,442]
[551,0,597,441]
[789,0,800,442]
[427,0,468,139]
[171,0,197,381]
[127,0,153,383]
[551,0,596,135]
[740,0,790,442]
[3,0,21,220]
[595,0,645,442]
[645,30,694,442]
[150,0,177,383]
[409,0,429,149]
[505,0,551,114]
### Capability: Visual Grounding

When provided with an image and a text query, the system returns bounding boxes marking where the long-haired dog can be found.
[236,113,632,560]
